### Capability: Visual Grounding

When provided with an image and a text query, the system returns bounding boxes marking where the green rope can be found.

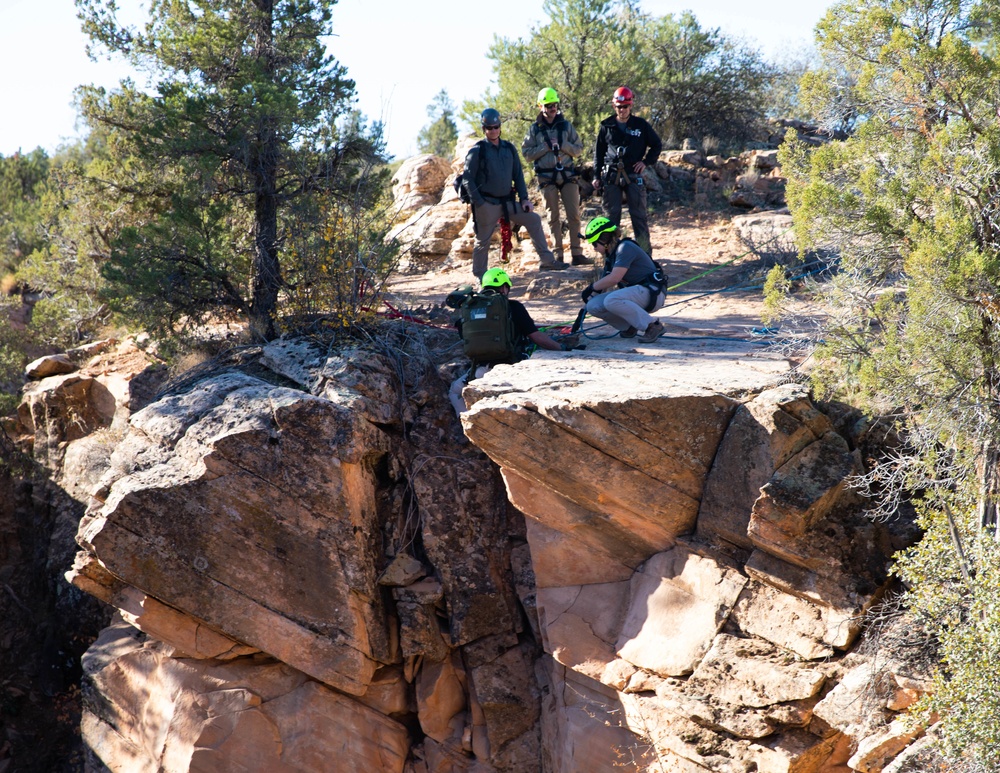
[666,225,795,291]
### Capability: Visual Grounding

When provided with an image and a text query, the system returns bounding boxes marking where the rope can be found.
[665,225,795,292]
[378,301,453,328]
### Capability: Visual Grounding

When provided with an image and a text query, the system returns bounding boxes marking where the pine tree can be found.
[416,90,459,159]
[76,0,385,341]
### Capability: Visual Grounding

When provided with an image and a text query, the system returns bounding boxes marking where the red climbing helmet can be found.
[612,86,634,106]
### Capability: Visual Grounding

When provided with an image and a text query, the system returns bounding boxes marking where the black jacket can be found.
[594,114,662,179]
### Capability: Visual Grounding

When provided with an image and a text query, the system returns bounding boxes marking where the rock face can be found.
[3,325,930,771]
[459,353,917,772]
[652,148,786,210]
[392,153,454,212]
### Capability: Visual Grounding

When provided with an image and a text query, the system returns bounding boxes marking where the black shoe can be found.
[620,326,638,338]
[539,261,568,271]
[571,255,594,266]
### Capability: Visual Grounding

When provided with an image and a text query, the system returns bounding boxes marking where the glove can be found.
[581,283,595,303]
[560,343,587,351]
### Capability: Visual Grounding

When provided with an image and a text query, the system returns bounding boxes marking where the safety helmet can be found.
[612,86,634,106]
[537,87,560,106]
[480,108,502,128]
[584,216,618,243]
[482,267,512,289]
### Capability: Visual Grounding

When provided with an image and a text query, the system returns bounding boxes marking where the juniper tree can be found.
[782,1,1000,765]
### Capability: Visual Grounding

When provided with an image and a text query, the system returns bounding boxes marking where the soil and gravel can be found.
[386,207,820,362]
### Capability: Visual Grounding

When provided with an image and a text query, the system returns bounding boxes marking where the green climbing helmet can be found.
[584,216,618,243]
[482,267,512,289]
[537,87,559,106]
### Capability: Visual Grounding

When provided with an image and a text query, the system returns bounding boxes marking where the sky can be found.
[1,0,838,161]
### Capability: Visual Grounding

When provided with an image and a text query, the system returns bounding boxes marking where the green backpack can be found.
[459,291,520,364]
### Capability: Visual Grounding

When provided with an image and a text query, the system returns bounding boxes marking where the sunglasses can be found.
[543,103,559,109]
[614,103,631,109]
[483,125,501,131]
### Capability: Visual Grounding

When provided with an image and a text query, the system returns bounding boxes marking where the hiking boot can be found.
[539,260,568,271]
[619,326,638,338]
[638,320,665,343]
[571,254,594,266]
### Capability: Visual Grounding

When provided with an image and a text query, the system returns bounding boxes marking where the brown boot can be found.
[638,320,665,343]
[571,254,594,266]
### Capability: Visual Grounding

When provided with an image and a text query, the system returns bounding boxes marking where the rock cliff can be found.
[7,325,929,772]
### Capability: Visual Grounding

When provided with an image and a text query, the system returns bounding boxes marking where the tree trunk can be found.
[249,0,280,342]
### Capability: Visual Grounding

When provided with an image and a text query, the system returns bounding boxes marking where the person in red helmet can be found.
[593,86,662,255]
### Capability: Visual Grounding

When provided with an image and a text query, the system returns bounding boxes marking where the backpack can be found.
[458,291,519,364]
[453,172,472,204]
[453,140,489,205]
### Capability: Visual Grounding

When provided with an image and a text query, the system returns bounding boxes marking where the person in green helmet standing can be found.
[579,216,668,344]
[461,108,565,279]
[521,88,591,267]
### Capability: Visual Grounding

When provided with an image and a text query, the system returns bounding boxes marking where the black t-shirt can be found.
[508,298,539,340]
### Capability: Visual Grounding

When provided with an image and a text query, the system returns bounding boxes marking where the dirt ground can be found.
[386,207,815,344]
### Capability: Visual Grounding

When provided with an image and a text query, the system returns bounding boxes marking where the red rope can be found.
[378,301,453,328]
[500,217,512,264]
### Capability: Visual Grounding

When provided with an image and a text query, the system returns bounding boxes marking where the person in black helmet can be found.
[460,107,565,279]
[593,87,662,256]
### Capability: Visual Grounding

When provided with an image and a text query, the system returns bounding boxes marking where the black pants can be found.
[602,181,650,255]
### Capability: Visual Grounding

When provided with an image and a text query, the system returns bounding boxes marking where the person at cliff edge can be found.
[448,268,579,415]
[580,216,668,344]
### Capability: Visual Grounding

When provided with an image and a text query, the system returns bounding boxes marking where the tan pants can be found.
[541,181,582,259]
[471,201,556,278]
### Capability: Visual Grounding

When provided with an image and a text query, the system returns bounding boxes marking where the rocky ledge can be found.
[9,325,927,772]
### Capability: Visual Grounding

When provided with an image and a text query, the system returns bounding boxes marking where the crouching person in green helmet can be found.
[449,267,581,415]
[461,108,566,279]
[580,217,668,344]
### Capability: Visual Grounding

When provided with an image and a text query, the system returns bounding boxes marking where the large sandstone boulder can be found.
[83,620,410,773]
[76,371,395,695]
[461,349,915,771]
[392,153,453,212]
[33,325,927,772]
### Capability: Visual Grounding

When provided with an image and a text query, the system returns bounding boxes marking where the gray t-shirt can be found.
[612,239,657,286]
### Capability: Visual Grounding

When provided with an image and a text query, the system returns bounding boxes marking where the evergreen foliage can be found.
[478,0,779,154]
[75,0,391,341]
[0,149,51,278]
[781,1,1000,766]
[417,90,459,159]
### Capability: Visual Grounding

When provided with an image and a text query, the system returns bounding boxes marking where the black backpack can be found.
[453,140,488,205]
[458,290,519,364]
[453,172,472,204]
